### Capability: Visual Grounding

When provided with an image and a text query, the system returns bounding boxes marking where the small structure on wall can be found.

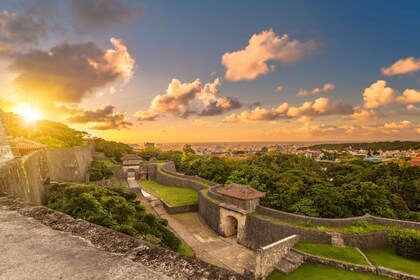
[216,183,265,242]
[121,154,143,179]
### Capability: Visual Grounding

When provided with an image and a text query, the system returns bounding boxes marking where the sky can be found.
[0,0,419,143]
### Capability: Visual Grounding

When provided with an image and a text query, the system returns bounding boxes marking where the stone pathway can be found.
[0,207,171,280]
[274,250,304,274]
[136,189,256,274]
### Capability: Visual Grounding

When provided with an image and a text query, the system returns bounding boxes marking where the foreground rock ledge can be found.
[0,195,248,280]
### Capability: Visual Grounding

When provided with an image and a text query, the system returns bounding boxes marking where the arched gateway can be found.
[216,183,265,243]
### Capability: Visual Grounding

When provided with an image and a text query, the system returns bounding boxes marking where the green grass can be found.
[97,159,118,167]
[139,180,198,206]
[250,212,396,235]
[267,263,390,280]
[364,247,420,276]
[177,240,194,257]
[294,242,369,266]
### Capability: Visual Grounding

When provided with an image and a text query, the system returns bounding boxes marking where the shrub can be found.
[389,229,420,260]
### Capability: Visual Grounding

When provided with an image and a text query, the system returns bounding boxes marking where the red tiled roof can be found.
[121,154,142,161]
[410,155,420,166]
[216,183,265,200]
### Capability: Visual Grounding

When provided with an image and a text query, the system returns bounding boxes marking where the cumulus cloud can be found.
[9,37,135,103]
[134,78,242,121]
[0,11,46,54]
[275,85,283,92]
[397,89,420,104]
[363,80,395,109]
[223,97,353,123]
[66,104,132,130]
[381,57,420,76]
[222,29,321,81]
[68,0,143,32]
[297,82,335,96]
[348,108,382,121]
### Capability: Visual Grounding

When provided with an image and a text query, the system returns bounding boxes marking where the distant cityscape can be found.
[127,141,420,166]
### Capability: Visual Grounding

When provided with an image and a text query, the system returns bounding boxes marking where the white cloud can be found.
[381,57,420,76]
[222,29,320,81]
[397,89,420,104]
[363,80,395,109]
[297,82,335,96]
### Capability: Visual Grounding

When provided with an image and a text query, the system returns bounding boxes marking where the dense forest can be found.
[48,184,181,250]
[139,146,420,221]
[302,141,420,151]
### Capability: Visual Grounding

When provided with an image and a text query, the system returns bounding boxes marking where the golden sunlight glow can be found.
[13,103,43,124]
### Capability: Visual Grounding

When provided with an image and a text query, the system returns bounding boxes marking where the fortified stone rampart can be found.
[153,161,420,252]
[0,145,93,205]
[257,205,420,230]
[243,214,331,249]
[156,162,214,191]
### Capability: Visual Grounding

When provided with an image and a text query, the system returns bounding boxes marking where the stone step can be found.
[274,251,304,275]
[329,232,345,247]
[274,260,298,275]
[283,251,304,265]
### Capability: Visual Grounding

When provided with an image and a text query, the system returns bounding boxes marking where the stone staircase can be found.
[329,232,345,247]
[274,250,304,274]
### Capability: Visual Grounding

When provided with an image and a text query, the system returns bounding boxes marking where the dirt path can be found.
[136,190,255,274]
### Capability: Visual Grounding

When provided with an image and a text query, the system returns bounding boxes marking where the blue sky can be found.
[0,0,419,142]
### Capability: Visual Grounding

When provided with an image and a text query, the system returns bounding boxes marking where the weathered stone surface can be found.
[0,196,249,280]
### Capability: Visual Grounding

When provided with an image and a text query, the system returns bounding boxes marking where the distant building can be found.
[410,154,420,167]
[144,142,155,148]
[260,147,269,154]
[121,154,143,179]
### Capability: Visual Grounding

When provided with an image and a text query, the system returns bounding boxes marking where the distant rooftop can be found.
[217,183,265,200]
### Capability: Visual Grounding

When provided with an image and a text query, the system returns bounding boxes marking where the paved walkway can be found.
[136,189,256,274]
[0,208,171,280]
[127,178,140,188]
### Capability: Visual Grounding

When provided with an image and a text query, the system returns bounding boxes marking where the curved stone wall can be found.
[257,205,420,230]
[0,145,92,205]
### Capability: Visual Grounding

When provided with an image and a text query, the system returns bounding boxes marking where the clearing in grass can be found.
[364,247,420,276]
[267,263,389,280]
[294,242,369,266]
[139,180,198,206]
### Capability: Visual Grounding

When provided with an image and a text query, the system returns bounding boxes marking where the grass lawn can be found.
[97,159,118,167]
[364,247,420,276]
[139,180,198,206]
[177,240,194,257]
[267,263,390,280]
[294,242,369,266]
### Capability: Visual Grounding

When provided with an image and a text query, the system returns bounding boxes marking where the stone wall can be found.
[243,214,331,249]
[198,190,221,234]
[161,200,199,214]
[254,235,299,279]
[155,162,214,192]
[0,145,92,205]
[257,206,420,230]
[0,196,247,280]
[377,267,420,280]
[343,231,390,250]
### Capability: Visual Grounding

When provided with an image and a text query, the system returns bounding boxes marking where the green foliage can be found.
[124,145,420,221]
[8,115,85,147]
[47,184,181,251]
[389,229,420,260]
[88,160,113,181]
[94,138,133,162]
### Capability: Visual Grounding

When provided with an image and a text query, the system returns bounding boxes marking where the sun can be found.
[13,103,43,124]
